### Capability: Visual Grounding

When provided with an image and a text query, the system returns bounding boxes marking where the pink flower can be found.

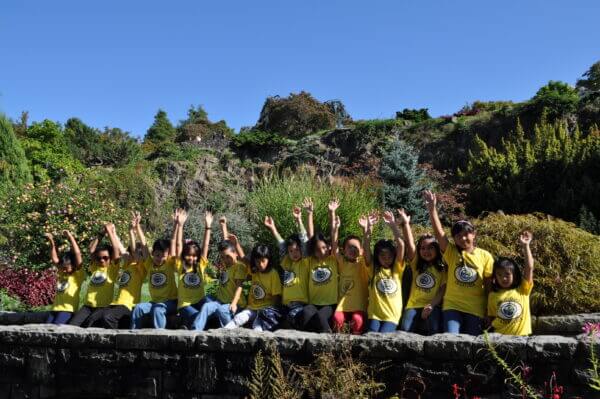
[582,322,600,337]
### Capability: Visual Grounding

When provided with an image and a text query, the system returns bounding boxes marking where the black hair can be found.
[342,235,362,250]
[249,244,273,273]
[152,239,170,253]
[127,242,143,255]
[181,240,201,273]
[415,234,445,273]
[307,232,330,257]
[451,220,476,238]
[93,244,113,260]
[218,240,236,253]
[285,234,302,252]
[60,251,77,272]
[491,257,523,292]
[373,239,397,271]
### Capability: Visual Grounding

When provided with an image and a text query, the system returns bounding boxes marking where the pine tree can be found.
[0,114,32,191]
[379,140,430,224]
[144,109,176,144]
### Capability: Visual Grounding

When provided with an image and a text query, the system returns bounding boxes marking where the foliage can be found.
[473,213,600,315]
[231,130,288,152]
[577,61,600,94]
[145,109,177,145]
[396,108,431,123]
[351,119,402,147]
[460,117,600,225]
[528,81,579,120]
[578,205,600,235]
[176,105,234,143]
[0,114,32,192]
[0,177,130,270]
[20,119,84,182]
[248,346,302,399]
[255,92,336,139]
[0,266,56,308]
[246,172,383,252]
[0,289,28,312]
[65,118,142,167]
[380,140,431,224]
[582,322,600,391]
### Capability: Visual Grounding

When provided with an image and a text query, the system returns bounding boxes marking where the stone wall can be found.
[0,324,599,399]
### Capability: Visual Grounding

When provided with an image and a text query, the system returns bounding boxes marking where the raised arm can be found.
[358,214,372,266]
[227,234,245,259]
[201,211,213,260]
[219,216,229,242]
[293,206,307,238]
[169,209,179,258]
[176,209,188,258]
[44,233,60,265]
[397,208,415,261]
[134,211,150,260]
[520,231,534,284]
[264,216,285,256]
[382,211,405,263]
[104,223,121,260]
[88,229,105,255]
[423,190,449,253]
[63,230,83,268]
[302,197,315,239]
[329,199,341,257]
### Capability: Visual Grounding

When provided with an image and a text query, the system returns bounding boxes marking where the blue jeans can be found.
[46,311,72,325]
[131,299,178,329]
[178,297,208,329]
[368,319,397,333]
[400,306,442,335]
[192,296,234,331]
[443,309,483,335]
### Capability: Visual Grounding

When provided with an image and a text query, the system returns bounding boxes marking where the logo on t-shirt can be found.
[283,271,296,287]
[90,271,107,286]
[341,279,354,294]
[150,272,167,288]
[415,272,436,290]
[376,278,398,295]
[454,265,478,284]
[251,284,266,300]
[219,271,229,285]
[498,301,522,320]
[312,267,332,284]
[56,280,69,292]
[118,271,131,287]
[183,272,201,288]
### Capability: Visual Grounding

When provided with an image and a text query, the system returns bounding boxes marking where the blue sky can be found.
[1,1,599,138]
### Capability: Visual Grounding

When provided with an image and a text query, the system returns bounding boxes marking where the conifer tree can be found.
[0,114,32,191]
[145,109,176,144]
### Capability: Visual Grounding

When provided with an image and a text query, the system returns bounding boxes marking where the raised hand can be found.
[328,198,340,213]
[219,216,227,225]
[264,216,275,230]
[227,234,238,246]
[205,211,213,227]
[422,190,437,210]
[519,231,533,246]
[172,209,180,224]
[368,210,379,227]
[358,215,369,232]
[382,211,395,225]
[177,209,188,225]
[302,197,314,213]
[292,206,302,221]
[397,208,411,226]
[104,223,115,234]
[44,232,54,241]
[131,211,139,229]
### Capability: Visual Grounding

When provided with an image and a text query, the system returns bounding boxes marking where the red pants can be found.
[332,311,366,334]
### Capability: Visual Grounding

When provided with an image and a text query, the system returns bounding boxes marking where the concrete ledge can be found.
[0,325,598,398]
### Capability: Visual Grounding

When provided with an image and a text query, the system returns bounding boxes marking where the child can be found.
[175,210,213,329]
[193,219,247,330]
[302,198,339,333]
[330,199,370,334]
[130,210,180,329]
[224,244,282,331]
[400,210,446,334]
[487,231,534,336]
[366,211,406,333]
[423,190,494,335]
[263,204,309,329]
[68,223,121,327]
[93,211,149,329]
[44,231,85,325]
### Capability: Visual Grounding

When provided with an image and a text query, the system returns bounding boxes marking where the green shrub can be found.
[231,130,288,152]
[528,80,579,120]
[0,114,31,192]
[246,173,383,252]
[396,108,431,123]
[0,289,27,312]
[473,213,600,315]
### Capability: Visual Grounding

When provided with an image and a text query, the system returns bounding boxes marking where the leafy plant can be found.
[0,266,56,308]
[0,114,32,192]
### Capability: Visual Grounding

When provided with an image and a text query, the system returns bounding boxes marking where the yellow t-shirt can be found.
[84,262,119,308]
[52,269,85,312]
[336,256,370,313]
[406,258,447,309]
[176,257,209,309]
[442,243,494,318]
[308,255,339,306]
[112,259,147,310]
[147,257,178,303]
[214,261,248,308]
[248,268,282,310]
[488,280,533,336]
[280,256,309,305]
[367,260,405,322]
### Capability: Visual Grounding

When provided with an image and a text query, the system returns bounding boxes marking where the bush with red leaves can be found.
[0,266,56,308]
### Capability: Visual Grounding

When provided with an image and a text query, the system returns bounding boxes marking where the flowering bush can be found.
[0,176,131,270]
[0,266,56,307]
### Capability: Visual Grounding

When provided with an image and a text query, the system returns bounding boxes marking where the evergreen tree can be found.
[0,114,31,191]
[379,140,430,224]
[145,109,176,144]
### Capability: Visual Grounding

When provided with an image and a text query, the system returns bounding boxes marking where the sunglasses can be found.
[97,256,110,261]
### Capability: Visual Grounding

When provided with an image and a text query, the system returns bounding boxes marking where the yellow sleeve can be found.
[271,271,282,296]
[483,251,494,278]
[199,257,209,273]
[440,270,448,285]
[233,263,248,281]
[281,256,291,271]
[442,242,458,265]
[519,279,533,295]
[394,259,405,275]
